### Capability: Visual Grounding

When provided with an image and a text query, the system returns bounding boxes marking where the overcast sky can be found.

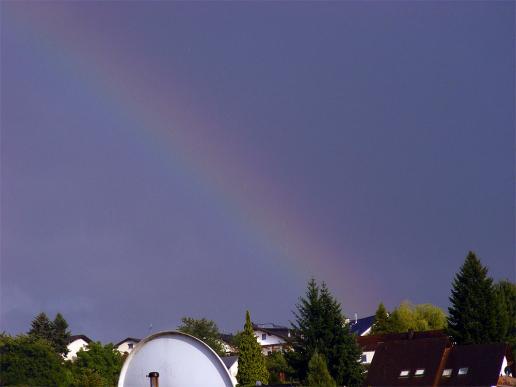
[1,1,514,343]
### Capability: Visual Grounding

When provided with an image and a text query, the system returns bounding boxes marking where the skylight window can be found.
[415,369,425,376]
[442,369,452,377]
[399,370,410,377]
[458,367,468,375]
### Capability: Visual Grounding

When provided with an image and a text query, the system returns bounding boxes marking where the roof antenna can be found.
[148,323,153,335]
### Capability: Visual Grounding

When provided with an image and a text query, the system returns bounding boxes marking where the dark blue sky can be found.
[1,1,514,342]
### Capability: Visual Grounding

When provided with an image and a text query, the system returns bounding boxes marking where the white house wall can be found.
[65,339,89,361]
[228,362,238,387]
[117,341,138,354]
[254,330,286,346]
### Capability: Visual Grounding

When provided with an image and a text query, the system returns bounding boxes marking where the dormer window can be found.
[399,370,410,378]
[458,367,468,375]
[414,369,425,377]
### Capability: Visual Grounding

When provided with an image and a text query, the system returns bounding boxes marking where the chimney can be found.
[147,371,159,387]
[354,313,358,324]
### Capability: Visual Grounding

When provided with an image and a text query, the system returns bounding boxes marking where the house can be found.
[356,329,447,366]
[115,337,140,354]
[365,336,450,386]
[348,315,375,336]
[439,343,515,386]
[221,355,238,386]
[219,333,238,355]
[65,334,92,361]
[364,335,516,387]
[253,323,292,355]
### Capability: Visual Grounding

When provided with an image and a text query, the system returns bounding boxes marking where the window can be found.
[361,354,367,363]
[458,367,468,375]
[128,343,133,349]
[399,370,410,378]
[415,369,425,377]
[267,351,272,355]
[442,369,452,377]
[262,333,266,340]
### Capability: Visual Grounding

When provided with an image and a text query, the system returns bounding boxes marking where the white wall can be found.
[227,361,238,387]
[117,340,138,354]
[254,330,286,346]
[254,330,288,355]
[499,355,509,376]
[65,339,89,361]
[219,340,237,355]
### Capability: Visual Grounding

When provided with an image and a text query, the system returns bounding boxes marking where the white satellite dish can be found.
[118,331,234,387]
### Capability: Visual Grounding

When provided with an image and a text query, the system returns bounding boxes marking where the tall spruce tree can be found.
[287,278,322,382]
[28,312,53,343]
[288,279,364,386]
[320,283,364,385]
[236,311,269,386]
[447,251,500,344]
[371,303,390,334]
[494,280,516,357]
[306,352,336,387]
[52,313,71,356]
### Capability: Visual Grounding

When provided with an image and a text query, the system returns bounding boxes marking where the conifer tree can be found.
[371,303,390,334]
[447,251,500,344]
[236,311,269,386]
[306,352,336,387]
[494,280,516,357]
[320,283,364,386]
[28,312,53,343]
[288,279,364,386]
[288,278,322,381]
[52,313,71,356]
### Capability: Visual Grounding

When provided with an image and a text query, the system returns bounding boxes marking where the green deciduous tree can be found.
[388,301,447,333]
[69,367,107,387]
[0,334,72,386]
[236,311,269,386]
[177,317,225,356]
[288,279,364,386]
[306,352,336,387]
[266,351,293,384]
[371,303,390,334]
[447,251,502,344]
[71,341,124,386]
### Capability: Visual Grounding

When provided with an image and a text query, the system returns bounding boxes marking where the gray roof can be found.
[221,355,238,369]
[67,334,92,344]
[349,315,375,335]
[115,337,141,347]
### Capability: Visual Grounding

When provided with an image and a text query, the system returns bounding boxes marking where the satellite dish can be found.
[118,331,234,387]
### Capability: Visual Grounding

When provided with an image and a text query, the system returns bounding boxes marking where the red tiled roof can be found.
[357,329,447,351]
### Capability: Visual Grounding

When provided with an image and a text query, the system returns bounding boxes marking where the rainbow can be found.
[6,3,375,304]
